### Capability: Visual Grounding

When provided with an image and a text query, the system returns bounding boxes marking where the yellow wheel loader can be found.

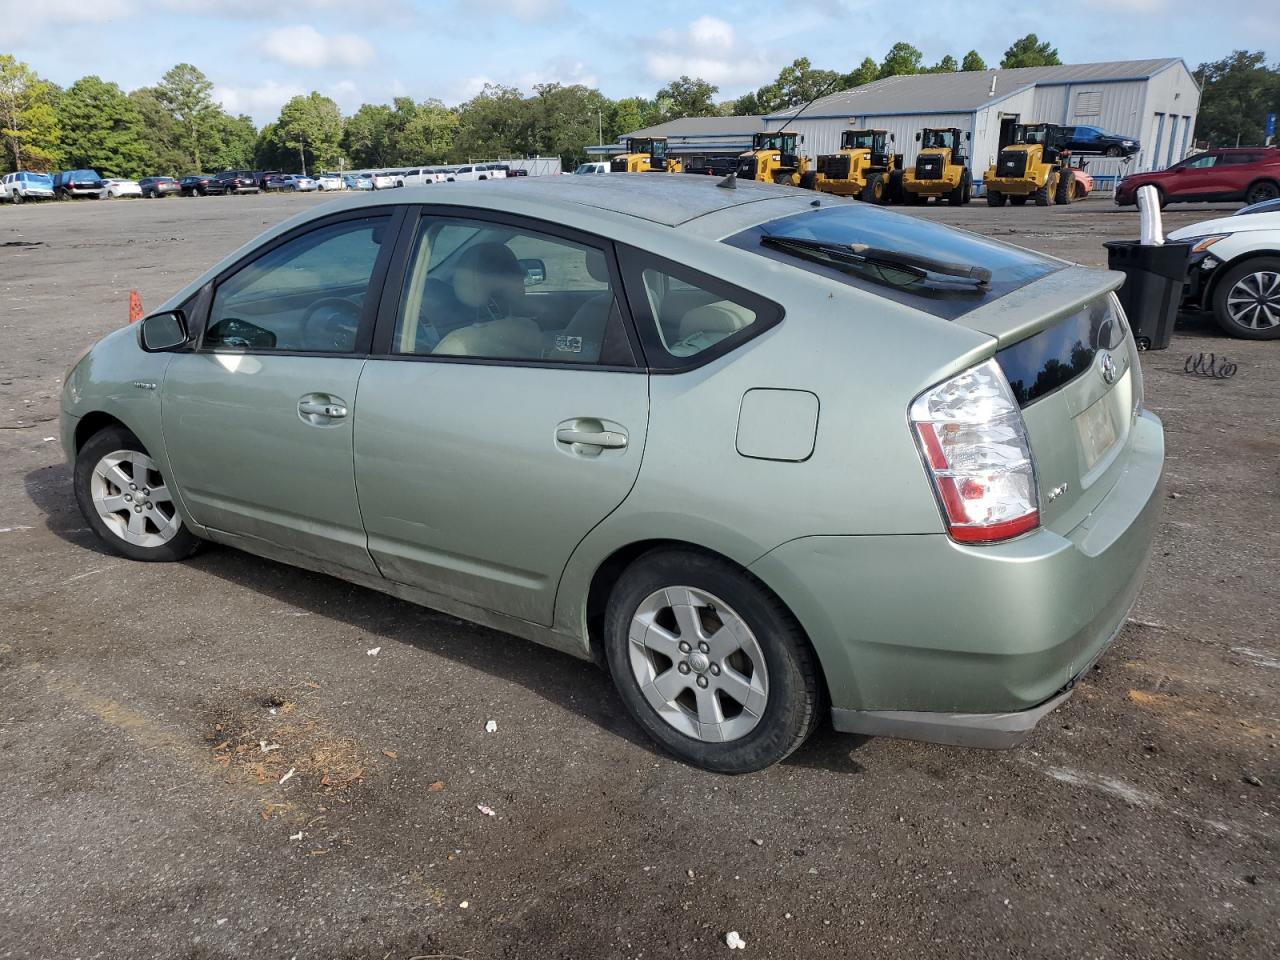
[809,129,904,204]
[902,127,972,206]
[735,132,812,187]
[982,123,1068,208]
[610,137,683,174]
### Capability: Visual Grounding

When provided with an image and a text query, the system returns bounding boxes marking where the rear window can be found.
[725,204,1061,320]
[997,297,1128,407]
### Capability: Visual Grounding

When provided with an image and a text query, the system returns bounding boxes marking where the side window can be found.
[1186,154,1217,169]
[390,217,635,366]
[205,215,390,353]
[620,251,781,369]
[1222,153,1260,165]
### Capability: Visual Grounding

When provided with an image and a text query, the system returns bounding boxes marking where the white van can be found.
[574,162,610,175]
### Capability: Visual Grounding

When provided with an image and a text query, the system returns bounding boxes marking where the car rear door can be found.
[161,207,403,574]
[352,209,648,625]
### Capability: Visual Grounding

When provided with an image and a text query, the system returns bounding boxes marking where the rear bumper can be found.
[750,409,1164,746]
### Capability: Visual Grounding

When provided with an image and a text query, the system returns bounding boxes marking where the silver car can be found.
[61,178,1164,772]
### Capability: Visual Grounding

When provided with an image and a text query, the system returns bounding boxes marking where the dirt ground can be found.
[0,190,1276,960]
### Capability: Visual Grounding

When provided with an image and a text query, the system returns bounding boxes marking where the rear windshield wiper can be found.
[760,234,992,288]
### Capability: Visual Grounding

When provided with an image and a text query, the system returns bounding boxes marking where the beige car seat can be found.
[434,243,543,359]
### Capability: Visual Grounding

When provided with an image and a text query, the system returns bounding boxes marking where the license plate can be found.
[1074,390,1121,472]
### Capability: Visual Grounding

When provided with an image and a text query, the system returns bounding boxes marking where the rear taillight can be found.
[910,359,1039,544]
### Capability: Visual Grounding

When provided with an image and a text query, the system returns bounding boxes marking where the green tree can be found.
[731,89,762,116]
[750,58,844,113]
[341,102,396,167]
[846,57,880,87]
[58,75,149,177]
[1194,51,1280,147]
[0,55,61,172]
[879,42,925,78]
[401,99,457,163]
[609,97,652,136]
[961,50,987,72]
[654,75,719,119]
[928,55,959,73]
[452,84,532,161]
[207,112,257,171]
[129,87,186,173]
[275,92,344,173]
[1001,34,1061,69]
[154,63,220,172]
[527,83,611,165]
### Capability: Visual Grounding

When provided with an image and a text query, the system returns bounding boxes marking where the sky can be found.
[4,0,1276,126]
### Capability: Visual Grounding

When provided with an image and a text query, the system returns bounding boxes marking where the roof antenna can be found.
[989,74,998,96]
[717,171,737,189]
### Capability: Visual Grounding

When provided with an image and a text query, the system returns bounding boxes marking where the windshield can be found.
[28,173,53,185]
[922,130,955,150]
[842,131,880,151]
[725,204,1061,319]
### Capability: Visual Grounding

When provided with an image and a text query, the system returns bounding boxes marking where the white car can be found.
[451,164,499,182]
[2,170,56,202]
[102,179,143,199]
[371,172,397,189]
[574,162,610,175]
[1170,210,1280,340]
[397,168,443,186]
[315,174,344,191]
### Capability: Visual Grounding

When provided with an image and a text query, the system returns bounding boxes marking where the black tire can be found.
[946,172,968,206]
[11,191,22,205]
[798,171,817,191]
[861,172,887,204]
[74,425,201,563]
[888,168,905,204]
[603,548,823,773]
[1033,174,1053,206]
[987,189,1006,207]
[1055,169,1074,205]
[1211,256,1280,341]
[904,188,923,205]
[1105,146,1123,158]
[1244,180,1280,205]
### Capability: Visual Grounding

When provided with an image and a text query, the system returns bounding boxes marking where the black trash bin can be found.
[1103,240,1191,350]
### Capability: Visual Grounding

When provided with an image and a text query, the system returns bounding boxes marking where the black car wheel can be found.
[1212,256,1280,340]
[604,547,822,773]
[1245,181,1280,205]
[1106,146,1124,158]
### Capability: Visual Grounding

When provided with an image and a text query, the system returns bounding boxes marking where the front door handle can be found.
[556,427,627,449]
[298,394,348,424]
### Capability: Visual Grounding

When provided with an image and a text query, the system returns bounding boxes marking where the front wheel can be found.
[11,191,22,205]
[74,425,201,562]
[1212,256,1280,340]
[604,549,822,773]
[1106,146,1123,158]
[986,189,1006,207]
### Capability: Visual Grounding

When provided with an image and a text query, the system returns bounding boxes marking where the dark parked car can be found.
[53,169,105,199]
[139,176,180,198]
[685,156,738,176]
[179,175,213,197]
[206,171,261,195]
[1115,147,1280,207]
[255,170,280,190]
[1058,125,1139,157]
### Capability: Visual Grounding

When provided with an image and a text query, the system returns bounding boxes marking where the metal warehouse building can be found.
[764,58,1200,177]
[587,115,764,159]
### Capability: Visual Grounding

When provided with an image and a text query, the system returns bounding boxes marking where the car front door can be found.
[161,208,403,575]
[353,210,649,624]
[1166,153,1218,199]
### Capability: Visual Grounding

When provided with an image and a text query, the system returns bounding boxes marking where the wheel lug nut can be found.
[696,675,709,688]
[698,642,709,654]
[124,494,132,502]
[678,662,691,674]
[146,503,154,510]
[678,641,691,654]
[134,505,142,513]
[142,487,150,495]
[129,483,137,491]
[710,664,720,676]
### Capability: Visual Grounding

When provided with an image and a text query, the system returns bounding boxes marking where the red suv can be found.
[1115,147,1280,207]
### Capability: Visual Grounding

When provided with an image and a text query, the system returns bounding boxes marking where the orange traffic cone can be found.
[128,290,143,324]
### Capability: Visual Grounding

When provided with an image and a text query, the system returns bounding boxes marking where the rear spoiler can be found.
[956,265,1123,348]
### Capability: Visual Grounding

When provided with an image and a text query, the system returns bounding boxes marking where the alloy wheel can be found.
[1226,271,1280,331]
[627,586,769,743]
[90,449,182,548]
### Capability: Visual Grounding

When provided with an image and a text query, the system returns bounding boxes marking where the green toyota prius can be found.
[61,176,1164,772]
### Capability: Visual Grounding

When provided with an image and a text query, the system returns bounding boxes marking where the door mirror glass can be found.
[914,132,921,142]
[519,258,547,286]
[139,311,189,352]
[965,131,972,141]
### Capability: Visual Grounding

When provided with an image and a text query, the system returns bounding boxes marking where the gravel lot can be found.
[1,190,1276,960]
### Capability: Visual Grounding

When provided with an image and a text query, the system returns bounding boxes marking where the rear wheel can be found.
[1033,174,1053,206]
[798,171,817,190]
[11,191,22,205]
[1245,180,1280,205]
[987,189,1006,207]
[1105,146,1124,158]
[74,425,201,562]
[946,173,969,206]
[1212,256,1280,340]
[1055,169,1074,205]
[604,548,822,773]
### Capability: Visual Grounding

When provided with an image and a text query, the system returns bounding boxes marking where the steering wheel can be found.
[300,298,362,352]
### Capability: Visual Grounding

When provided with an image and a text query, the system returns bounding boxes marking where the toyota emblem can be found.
[1099,350,1117,385]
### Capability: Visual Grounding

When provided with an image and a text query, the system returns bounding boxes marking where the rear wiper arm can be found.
[760,234,992,286]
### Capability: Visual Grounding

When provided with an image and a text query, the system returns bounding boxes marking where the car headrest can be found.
[678,300,754,342]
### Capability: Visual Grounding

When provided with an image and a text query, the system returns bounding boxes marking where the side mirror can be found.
[914,132,921,142]
[965,131,972,141]
[889,133,896,143]
[519,258,546,287]
[139,311,189,352]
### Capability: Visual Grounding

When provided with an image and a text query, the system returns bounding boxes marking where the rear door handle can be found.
[556,425,628,450]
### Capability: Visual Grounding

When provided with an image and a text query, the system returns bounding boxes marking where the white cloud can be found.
[506,0,565,21]
[0,0,133,41]
[259,26,376,70]
[645,16,774,89]
[519,58,598,91]
[213,80,303,121]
